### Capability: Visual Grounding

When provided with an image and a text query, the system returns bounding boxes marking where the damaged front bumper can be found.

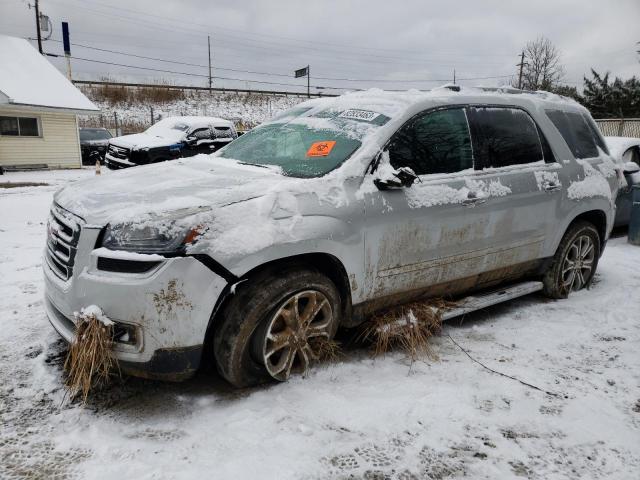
[43,225,227,381]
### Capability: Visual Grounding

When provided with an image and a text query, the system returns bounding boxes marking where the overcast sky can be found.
[1,0,638,94]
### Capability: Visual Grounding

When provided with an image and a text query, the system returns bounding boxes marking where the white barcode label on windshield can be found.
[338,109,380,122]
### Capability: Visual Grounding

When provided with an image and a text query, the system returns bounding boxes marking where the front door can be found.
[362,107,496,303]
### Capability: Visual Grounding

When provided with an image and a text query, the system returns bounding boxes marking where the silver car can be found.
[44,88,618,387]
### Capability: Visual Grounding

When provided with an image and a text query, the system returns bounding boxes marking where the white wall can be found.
[0,108,81,169]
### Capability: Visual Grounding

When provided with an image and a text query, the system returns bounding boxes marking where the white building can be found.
[0,34,99,170]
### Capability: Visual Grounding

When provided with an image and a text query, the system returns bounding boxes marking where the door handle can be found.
[462,194,486,206]
[543,181,561,192]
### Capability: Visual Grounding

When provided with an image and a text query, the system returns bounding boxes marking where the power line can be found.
[45,0,510,68]
[58,55,345,90]
[53,0,516,60]
[47,39,514,85]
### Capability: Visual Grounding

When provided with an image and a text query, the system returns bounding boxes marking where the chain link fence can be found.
[595,118,640,138]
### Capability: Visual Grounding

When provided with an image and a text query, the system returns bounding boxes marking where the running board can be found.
[441,281,543,321]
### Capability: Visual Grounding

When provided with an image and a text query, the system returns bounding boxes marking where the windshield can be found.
[145,120,190,140]
[218,123,362,177]
[80,129,112,141]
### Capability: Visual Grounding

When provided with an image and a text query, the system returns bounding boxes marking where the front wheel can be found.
[213,267,341,388]
[542,221,601,299]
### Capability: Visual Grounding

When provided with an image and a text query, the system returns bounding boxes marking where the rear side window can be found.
[545,110,603,159]
[388,108,473,175]
[467,107,544,169]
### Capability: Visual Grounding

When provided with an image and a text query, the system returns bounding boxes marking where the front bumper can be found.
[43,224,228,380]
[105,152,136,170]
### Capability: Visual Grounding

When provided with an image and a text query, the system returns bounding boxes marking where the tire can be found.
[213,267,341,388]
[542,220,601,299]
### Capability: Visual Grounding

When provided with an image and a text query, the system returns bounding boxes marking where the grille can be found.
[46,204,82,280]
[107,144,130,159]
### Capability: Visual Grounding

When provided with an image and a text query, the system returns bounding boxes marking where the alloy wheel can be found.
[261,290,333,381]
[561,234,595,292]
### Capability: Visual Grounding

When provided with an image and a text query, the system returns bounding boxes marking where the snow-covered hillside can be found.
[78,86,310,133]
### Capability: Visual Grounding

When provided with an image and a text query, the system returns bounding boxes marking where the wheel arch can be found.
[201,252,354,364]
[569,209,608,251]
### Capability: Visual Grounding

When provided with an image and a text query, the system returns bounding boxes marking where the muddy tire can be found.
[542,221,601,299]
[213,267,341,388]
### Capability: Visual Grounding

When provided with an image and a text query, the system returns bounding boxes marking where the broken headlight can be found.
[101,208,208,254]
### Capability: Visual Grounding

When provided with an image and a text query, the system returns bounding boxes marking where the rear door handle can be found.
[543,181,561,192]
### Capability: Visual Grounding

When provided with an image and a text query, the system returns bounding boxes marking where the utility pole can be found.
[517,51,525,90]
[62,22,72,81]
[453,69,456,85]
[34,0,43,54]
[307,64,310,98]
[207,35,212,92]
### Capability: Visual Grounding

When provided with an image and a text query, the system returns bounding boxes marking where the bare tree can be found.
[517,37,565,91]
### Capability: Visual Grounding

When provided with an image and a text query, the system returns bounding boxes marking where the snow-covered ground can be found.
[1,169,639,479]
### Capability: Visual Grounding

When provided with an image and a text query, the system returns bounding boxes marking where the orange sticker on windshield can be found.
[307,141,336,157]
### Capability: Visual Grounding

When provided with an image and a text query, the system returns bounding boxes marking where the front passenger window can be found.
[388,108,473,175]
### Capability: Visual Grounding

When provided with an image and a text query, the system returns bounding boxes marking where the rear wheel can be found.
[542,221,600,299]
[213,267,341,388]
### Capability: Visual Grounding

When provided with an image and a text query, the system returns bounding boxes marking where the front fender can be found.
[188,214,367,303]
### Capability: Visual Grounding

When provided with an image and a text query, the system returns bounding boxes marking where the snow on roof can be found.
[158,116,234,127]
[0,35,99,113]
[291,86,582,119]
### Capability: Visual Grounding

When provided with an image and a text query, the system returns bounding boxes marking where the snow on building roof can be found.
[0,34,99,113]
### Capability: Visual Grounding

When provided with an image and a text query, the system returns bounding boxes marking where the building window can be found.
[0,116,41,137]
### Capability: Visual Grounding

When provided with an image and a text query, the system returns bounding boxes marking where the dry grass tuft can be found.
[361,299,454,360]
[309,337,343,363]
[64,314,119,403]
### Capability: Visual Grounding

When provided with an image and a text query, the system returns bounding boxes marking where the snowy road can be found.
[1,169,639,479]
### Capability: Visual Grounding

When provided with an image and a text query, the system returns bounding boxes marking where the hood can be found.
[109,131,184,150]
[54,155,287,225]
[605,136,640,163]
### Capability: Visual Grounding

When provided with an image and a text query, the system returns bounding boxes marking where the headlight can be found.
[101,208,208,254]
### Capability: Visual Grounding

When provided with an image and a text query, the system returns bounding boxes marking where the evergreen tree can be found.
[582,70,640,118]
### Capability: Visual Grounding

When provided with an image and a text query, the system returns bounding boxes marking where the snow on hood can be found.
[109,131,184,149]
[54,156,289,225]
[605,136,640,163]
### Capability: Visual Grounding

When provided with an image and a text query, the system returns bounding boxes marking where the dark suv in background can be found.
[79,127,112,165]
[105,116,237,170]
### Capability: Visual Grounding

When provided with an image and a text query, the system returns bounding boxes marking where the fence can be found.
[595,118,640,138]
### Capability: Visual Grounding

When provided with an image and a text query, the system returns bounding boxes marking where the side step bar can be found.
[441,281,543,321]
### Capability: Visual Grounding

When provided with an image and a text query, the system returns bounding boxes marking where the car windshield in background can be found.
[80,129,112,141]
[219,123,362,177]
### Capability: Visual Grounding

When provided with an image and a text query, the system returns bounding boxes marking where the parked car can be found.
[79,127,112,165]
[604,136,640,226]
[105,116,237,170]
[45,88,618,387]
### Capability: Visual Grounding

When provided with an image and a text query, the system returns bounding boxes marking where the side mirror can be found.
[185,136,197,145]
[374,166,419,190]
[623,161,640,174]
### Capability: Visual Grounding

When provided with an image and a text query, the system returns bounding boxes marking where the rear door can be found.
[465,106,563,273]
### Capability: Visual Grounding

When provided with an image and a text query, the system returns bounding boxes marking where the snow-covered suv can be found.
[44,88,618,387]
[105,116,237,169]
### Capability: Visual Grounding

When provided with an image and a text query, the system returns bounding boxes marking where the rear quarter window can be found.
[545,110,605,159]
